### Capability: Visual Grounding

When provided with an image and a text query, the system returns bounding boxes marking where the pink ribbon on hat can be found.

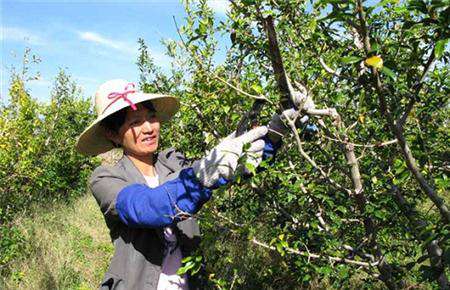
[102,82,138,114]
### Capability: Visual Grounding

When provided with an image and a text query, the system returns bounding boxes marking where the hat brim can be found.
[75,93,179,156]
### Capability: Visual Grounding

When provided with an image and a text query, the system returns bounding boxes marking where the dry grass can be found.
[1,194,113,290]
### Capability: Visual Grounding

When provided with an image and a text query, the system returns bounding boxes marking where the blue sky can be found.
[1,0,230,103]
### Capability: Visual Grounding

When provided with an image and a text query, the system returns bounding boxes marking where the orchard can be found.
[142,0,449,288]
[1,0,449,289]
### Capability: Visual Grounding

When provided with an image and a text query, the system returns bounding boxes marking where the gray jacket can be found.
[89,148,202,290]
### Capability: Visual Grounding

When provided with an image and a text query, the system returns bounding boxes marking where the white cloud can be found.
[207,0,230,15]
[77,30,172,68]
[77,31,138,56]
[29,77,52,87]
[1,26,45,46]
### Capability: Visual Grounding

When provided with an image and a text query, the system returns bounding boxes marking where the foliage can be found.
[137,0,449,288]
[1,0,448,288]
[0,194,113,290]
[0,50,99,274]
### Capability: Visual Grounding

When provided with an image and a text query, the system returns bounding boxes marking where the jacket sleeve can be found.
[89,165,128,221]
[89,165,212,228]
[262,135,282,162]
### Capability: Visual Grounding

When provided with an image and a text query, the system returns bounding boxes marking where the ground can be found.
[1,193,113,290]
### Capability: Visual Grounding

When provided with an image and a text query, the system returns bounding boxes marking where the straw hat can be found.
[75,79,179,156]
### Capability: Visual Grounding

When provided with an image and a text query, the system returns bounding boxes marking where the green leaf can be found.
[369,43,380,54]
[181,256,193,263]
[242,142,251,151]
[245,162,256,175]
[377,0,400,7]
[408,0,428,14]
[340,56,362,64]
[435,39,448,59]
[381,66,396,80]
[336,205,347,214]
[251,84,263,95]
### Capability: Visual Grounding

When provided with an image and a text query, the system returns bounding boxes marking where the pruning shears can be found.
[236,16,317,139]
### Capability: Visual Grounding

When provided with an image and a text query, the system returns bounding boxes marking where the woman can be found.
[75,79,297,290]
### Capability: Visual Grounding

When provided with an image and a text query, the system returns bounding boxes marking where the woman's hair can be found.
[100,100,156,134]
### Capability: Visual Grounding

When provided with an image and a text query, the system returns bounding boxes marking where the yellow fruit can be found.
[365,55,383,69]
[359,114,365,123]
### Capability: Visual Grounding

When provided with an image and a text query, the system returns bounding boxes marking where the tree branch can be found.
[250,237,379,268]
[262,15,297,111]
[319,57,340,76]
[173,16,268,103]
[353,1,448,287]
[397,46,436,129]
[354,1,449,225]
[211,209,379,268]
[261,7,397,287]
[283,111,353,196]
[392,186,449,289]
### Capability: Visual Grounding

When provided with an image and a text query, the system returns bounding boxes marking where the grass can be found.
[0,193,113,290]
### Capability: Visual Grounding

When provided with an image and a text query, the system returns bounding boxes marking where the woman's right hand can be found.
[192,126,268,188]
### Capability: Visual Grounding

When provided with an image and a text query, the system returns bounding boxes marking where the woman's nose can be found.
[141,120,154,133]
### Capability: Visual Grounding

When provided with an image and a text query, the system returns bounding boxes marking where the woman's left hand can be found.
[192,126,268,188]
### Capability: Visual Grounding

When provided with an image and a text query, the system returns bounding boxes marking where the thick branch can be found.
[262,16,296,110]
[356,0,371,53]
[354,1,448,287]
[354,0,449,225]
[261,6,397,287]
[305,104,397,288]
[392,187,449,289]
[372,55,449,224]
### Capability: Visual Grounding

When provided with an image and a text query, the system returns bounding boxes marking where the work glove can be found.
[268,90,317,143]
[192,126,268,188]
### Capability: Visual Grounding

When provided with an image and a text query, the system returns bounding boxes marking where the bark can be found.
[262,14,398,289]
[393,187,449,290]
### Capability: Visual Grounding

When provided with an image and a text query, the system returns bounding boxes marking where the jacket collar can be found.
[119,154,146,184]
[117,152,171,185]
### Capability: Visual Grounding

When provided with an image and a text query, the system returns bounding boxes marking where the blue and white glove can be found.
[192,126,268,188]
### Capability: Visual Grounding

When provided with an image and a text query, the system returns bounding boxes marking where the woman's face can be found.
[111,103,160,157]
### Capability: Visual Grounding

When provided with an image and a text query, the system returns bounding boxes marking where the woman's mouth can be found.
[141,136,156,145]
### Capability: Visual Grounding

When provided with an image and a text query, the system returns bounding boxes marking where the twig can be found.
[283,111,353,195]
[172,16,267,102]
[212,205,379,268]
[316,206,330,232]
[397,46,436,129]
[188,103,220,138]
[213,74,271,102]
[213,209,244,227]
[304,107,364,197]
[319,57,340,76]
[321,135,398,148]
[250,237,379,268]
